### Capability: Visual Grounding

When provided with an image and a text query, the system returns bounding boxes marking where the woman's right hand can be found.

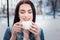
[12,22,22,36]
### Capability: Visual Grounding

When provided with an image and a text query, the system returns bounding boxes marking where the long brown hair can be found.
[13,0,36,24]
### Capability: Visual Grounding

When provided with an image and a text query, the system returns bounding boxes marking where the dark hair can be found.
[13,0,36,24]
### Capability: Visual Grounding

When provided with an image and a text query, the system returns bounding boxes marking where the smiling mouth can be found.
[23,18,30,21]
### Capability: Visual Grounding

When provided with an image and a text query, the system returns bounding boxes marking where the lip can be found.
[23,18,30,21]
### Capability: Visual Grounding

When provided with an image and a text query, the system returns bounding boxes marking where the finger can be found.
[32,22,35,25]
[31,24,38,30]
[30,27,37,33]
[29,28,39,35]
[16,28,21,32]
[13,27,21,32]
[13,26,21,30]
[15,22,22,26]
[14,23,22,28]
[15,22,20,25]
[32,22,39,28]
[29,28,38,35]
[29,28,35,34]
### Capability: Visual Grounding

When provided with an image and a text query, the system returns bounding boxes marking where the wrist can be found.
[35,33,40,37]
[35,34,40,38]
[12,32,17,37]
[35,35,40,40]
[10,34,16,40]
[35,34,40,39]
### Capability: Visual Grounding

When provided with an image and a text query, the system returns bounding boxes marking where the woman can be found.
[3,0,44,40]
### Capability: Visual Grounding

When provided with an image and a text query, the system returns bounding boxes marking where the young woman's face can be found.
[19,4,33,22]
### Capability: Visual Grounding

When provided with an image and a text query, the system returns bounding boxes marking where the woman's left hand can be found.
[29,22,40,37]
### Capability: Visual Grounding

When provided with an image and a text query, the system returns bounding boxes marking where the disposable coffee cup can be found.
[21,21,32,30]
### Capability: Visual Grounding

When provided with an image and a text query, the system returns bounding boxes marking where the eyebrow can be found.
[19,9,32,11]
[28,9,32,11]
[19,10,25,11]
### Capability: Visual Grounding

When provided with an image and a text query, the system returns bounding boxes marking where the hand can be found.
[29,22,40,37]
[12,21,22,36]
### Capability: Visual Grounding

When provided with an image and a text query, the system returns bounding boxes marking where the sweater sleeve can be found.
[40,29,44,40]
[3,27,11,40]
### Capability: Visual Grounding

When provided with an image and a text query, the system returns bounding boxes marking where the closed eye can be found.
[28,9,32,14]
[20,12,25,14]
[19,10,25,14]
[28,11,32,14]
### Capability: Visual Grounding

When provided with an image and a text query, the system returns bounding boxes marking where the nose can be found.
[23,12,29,21]
[24,14,28,17]
[24,12,28,17]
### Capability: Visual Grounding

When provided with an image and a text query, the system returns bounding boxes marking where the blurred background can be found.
[0,0,60,40]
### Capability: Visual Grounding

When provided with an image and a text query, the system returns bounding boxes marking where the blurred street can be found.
[0,0,60,40]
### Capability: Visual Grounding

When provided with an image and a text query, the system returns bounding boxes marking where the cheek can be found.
[30,14,33,20]
[19,13,23,20]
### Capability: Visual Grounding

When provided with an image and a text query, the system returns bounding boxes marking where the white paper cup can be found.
[21,21,32,30]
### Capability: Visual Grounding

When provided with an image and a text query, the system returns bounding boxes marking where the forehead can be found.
[19,4,32,10]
